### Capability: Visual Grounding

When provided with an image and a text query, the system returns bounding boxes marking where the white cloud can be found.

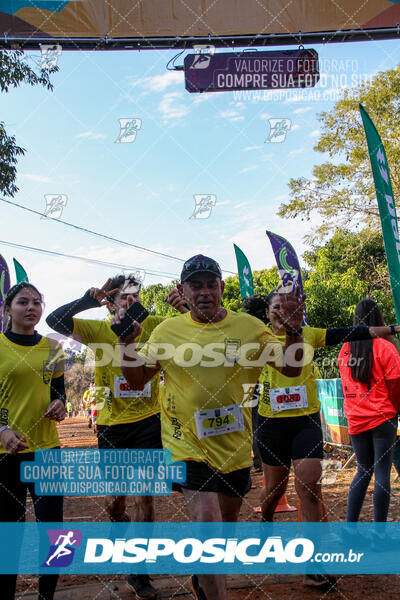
[75,131,107,140]
[288,148,306,158]
[291,124,300,131]
[140,71,184,92]
[284,94,306,104]
[20,174,52,183]
[309,129,320,138]
[193,94,215,105]
[220,109,239,118]
[260,112,272,120]
[219,108,245,122]
[243,145,263,151]
[159,92,190,120]
[239,165,259,174]
[292,107,312,114]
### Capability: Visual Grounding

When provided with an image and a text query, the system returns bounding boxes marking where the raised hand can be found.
[111,300,142,342]
[276,284,306,333]
[164,288,189,314]
[89,279,119,307]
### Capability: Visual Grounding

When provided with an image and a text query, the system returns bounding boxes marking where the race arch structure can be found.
[2,0,400,49]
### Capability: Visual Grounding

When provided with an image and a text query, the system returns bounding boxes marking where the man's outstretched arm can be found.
[118,326,161,388]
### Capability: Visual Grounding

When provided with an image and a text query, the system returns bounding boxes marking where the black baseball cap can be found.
[180,254,222,283]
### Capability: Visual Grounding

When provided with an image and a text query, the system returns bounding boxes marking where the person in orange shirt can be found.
[338,299,400,524]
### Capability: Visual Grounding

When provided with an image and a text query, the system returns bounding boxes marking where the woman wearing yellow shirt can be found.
[244,291,400,589]
[0,282,65,600]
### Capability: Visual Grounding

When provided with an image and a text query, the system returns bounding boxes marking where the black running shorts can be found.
[97,413,162,450]
[179,461,251,497]
[255,411,323,466]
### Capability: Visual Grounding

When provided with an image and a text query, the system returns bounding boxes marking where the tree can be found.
[64,362,93,410]
[222,267,281,311]
[278,65,400,241]
[303,229,396,378]
[0,49,58,197]
[140,282,180,316]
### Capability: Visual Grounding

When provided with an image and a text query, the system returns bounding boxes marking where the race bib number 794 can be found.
[194,404,244,439]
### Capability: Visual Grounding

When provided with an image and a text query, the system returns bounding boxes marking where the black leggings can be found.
[347,416,397,522]
[0,452,63,600]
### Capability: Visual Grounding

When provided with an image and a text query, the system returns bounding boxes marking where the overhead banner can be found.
[1,1,400,47]
[13,258,29,283]
[185,49,319,93]
[0,254,10,333]
[360,104,400,323]
[233,244,254,299]
[266,231,307,325]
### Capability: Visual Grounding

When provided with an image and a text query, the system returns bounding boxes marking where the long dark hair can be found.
[242,290,279,324]
[349,299,385,383]
[2,282,43,331]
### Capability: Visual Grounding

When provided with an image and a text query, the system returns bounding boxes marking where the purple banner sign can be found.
[266,231,307,325]
[0,254,11,332]
[184,48,319,93]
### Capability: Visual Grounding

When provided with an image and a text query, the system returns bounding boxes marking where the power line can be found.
[0,197,237,275]
[0,239,180,280]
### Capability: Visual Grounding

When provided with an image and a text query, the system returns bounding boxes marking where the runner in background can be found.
[243,290,400,590]
[338,299,400,531]
[0,282,66,600]
[46,273,187,600]
[81,387,90,417]
[89,391,98,434]
[66,400,73,418]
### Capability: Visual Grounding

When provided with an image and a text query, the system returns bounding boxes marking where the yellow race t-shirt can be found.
[258,325,326,418]
[139,310,282,473]
[0,334,63,453]
[73,316,164,426]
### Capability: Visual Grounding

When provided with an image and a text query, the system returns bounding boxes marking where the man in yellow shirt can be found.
[117,255,305,600]
[47,273,187,600]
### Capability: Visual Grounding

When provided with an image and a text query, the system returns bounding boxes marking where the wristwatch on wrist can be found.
[390,324,397,335]
[286,328,303,337]
[0,425,10,435]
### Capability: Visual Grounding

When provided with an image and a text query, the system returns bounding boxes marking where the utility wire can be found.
[0,239,180,279]
[0,197,236,275]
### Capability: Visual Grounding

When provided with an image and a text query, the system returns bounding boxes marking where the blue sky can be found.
[2,38,400,331]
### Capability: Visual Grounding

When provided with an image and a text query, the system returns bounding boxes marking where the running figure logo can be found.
[190,45,215,69]
[42,195,67,220]
[265,119,291,143]
[42,529,82,567]
[115,118,142,143]
[190,194,217,219]
[40,44,62,70]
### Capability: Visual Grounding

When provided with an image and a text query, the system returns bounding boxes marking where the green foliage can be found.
[140,281,180,316]
[304,228,395,329]
[222,267,281,311]
[64,362,93,409]
[303,228,396,377]
[0,123,25,197]
[278,65,400,241]
[0,49,58,197]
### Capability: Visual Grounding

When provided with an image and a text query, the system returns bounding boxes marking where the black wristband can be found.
[286,328,303,337]
[390,324,396,335]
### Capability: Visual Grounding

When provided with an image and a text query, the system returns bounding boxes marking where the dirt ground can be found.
[17,416,400,599]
